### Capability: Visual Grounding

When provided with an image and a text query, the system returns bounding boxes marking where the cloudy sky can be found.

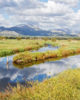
[0,0,80,31]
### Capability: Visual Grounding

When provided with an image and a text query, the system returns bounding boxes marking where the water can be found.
[32,45,59,52]
[0,46,80,91]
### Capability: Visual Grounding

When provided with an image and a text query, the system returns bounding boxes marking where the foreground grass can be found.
[13,39,80,65]
[1,69,80,100]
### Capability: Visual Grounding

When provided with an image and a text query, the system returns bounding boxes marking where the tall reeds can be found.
[1,69,80,100]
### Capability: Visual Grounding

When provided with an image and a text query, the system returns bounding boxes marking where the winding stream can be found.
[0,46,80,91]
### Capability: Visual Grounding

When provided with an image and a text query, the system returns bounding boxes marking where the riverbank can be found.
[13,40,80,65]
[0,68,80,100]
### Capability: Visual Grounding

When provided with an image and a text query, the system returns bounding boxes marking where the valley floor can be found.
[0,38,80,100]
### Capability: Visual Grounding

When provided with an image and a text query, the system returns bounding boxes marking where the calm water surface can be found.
[32,45,59,52]
[0,46,80,91]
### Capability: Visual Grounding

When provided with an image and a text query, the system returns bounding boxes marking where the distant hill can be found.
[0,24,79,37]
[0,25,51,36]
[0,31,20,37]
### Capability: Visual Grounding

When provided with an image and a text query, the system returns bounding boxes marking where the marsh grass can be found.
[14,56,63,69]
[13,47,80,65]
[1,69,80,100]
[13,39,80,65]
[0,39,59,57]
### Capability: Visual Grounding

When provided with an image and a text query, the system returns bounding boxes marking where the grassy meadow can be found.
[0,38,59,57]
[0,39,46,57]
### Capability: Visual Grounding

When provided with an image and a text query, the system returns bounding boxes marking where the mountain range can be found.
[0,24,79,37]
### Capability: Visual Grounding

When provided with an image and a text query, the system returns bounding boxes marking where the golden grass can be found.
[0,38,59,57]
[1,69,80,100]
[0,39,52,57]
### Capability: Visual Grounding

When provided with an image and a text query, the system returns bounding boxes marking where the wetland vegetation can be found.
[0,37,57,57]
[13,38,80,66]
[0,37,80,100]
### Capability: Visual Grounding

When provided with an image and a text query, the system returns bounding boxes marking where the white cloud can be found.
[0,0,80,32]
[50,0,79,7]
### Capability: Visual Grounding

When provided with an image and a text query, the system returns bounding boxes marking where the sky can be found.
[0,0,80,32]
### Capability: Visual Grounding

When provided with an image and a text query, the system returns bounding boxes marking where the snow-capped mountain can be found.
[0,24,51,36]
[0,24,79,37]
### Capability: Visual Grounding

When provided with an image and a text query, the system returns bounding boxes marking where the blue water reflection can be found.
[32,45,59,52]
[0,47,80,91]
